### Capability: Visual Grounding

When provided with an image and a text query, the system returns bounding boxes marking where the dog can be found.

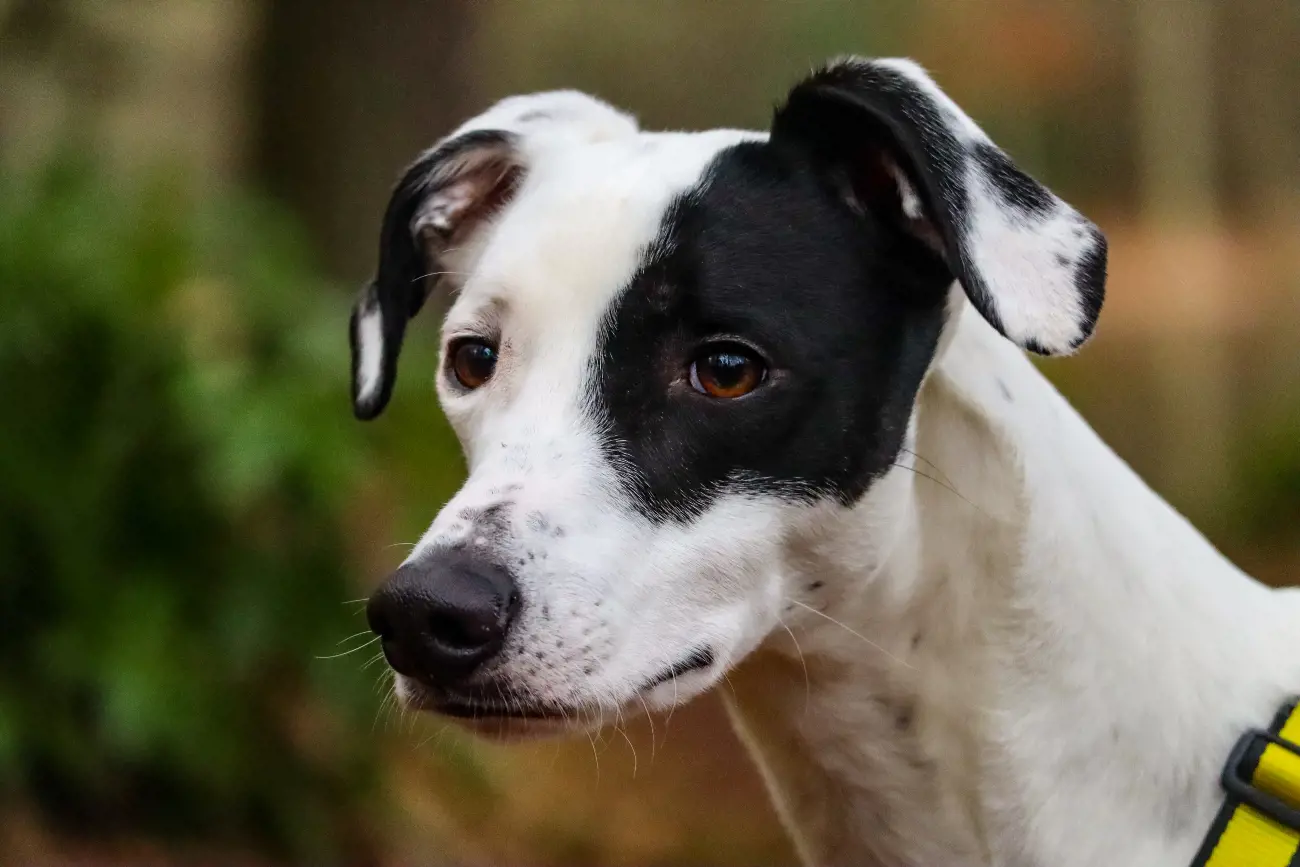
[352,58,1300,867]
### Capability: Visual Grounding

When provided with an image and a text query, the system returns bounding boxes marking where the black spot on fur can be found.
[1070,232,1108,348]
[1021,337,1051,356]
[997,379,1013,402]
[969,143,1053,215]
[592,142,951,522]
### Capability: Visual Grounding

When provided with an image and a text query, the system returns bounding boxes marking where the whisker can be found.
[410,269,469,284]
[584,724,603,782]
[414,722,449,751]
[635,693,658,764]
[787,599,914,670]
[615,716,638,779]
[316,634,380,660]
[373,679,397,734]
[898,446,953,484]
[382,541,420,551]
[890,461,986,516]
[777,616,812,715]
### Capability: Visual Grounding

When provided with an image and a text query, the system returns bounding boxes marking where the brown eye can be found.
[689,344,766,399]
[449,339,498,389]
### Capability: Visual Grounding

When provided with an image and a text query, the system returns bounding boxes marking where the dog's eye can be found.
[449,338,498,389]
[689,344,766,399]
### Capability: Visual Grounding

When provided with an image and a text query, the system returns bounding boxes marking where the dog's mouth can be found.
[400,683,575,722]
[397,647,717,725]
[640,647,715,691]
[428,695,569,721]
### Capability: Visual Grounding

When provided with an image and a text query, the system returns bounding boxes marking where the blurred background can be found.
[1,1,1298,865]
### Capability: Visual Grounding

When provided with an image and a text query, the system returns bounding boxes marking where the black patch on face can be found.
[591,142,953,522]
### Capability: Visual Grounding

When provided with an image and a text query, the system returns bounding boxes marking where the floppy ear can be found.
[350,90,639,420]
[350,130,522,420]
[771,57,1107,355]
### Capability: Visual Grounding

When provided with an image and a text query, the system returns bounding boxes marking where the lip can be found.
[396,648,717,725]
[399,681,579,723]
[431,696,569,721]
[641,647,715,691]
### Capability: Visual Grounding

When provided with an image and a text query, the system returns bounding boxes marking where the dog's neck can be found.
[724,302,1300,867]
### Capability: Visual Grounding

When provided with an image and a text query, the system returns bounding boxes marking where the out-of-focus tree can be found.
[1132,0,1232,522]
[0,157,386,864]
[0,0,257,184]
[253,0,474,280]
[1221,0,1300,218]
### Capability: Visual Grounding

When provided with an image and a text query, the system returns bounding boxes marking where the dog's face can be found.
[355,60,1106,738]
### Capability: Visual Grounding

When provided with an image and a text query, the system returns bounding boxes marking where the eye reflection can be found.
[689,343,766,399]
[450,339,498,389]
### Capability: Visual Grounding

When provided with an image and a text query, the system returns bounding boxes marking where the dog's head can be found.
[356,59,1105,737]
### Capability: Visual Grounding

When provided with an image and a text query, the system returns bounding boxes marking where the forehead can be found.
[446,129,762,330]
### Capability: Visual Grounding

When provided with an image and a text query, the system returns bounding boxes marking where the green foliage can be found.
[0,158,387,861]
[1234,407,1300,543]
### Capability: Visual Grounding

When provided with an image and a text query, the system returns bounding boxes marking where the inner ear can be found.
[785,101,949,268]
[412,143,524,254]
[852,144,945,255]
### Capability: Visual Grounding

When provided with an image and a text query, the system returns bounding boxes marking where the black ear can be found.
[771,57,1107,355]
[350,130,522,420]
[350,90,640,420]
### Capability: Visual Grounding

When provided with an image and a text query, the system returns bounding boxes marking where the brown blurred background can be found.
[1,1,1298,865]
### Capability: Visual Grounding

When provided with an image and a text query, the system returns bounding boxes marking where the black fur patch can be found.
[969,143,1054,216]
[591,142,952,523]
[1070,232,1108,349]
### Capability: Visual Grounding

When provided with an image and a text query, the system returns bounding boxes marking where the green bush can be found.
[0,158,388,861]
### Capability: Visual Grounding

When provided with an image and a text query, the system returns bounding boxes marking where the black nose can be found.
[366,551,519,686]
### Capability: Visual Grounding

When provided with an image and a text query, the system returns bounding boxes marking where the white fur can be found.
[445,89,639,145]
[381,65,1300,867]
[725,304,1300,866]
[354,306,384,405]
[964,171,1097,352]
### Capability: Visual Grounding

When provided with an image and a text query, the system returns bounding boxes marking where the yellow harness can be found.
[1192,698,1300,867]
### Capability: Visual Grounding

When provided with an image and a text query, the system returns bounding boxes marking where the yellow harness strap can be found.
[1193,699,1300,867]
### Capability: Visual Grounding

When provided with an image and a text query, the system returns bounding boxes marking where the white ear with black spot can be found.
[771,57,1107,355]
[350,91,639,420]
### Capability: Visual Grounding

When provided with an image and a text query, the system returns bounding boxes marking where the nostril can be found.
[427,605,501,652]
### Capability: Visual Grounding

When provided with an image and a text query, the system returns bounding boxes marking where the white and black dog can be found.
[353,58,1300,867]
